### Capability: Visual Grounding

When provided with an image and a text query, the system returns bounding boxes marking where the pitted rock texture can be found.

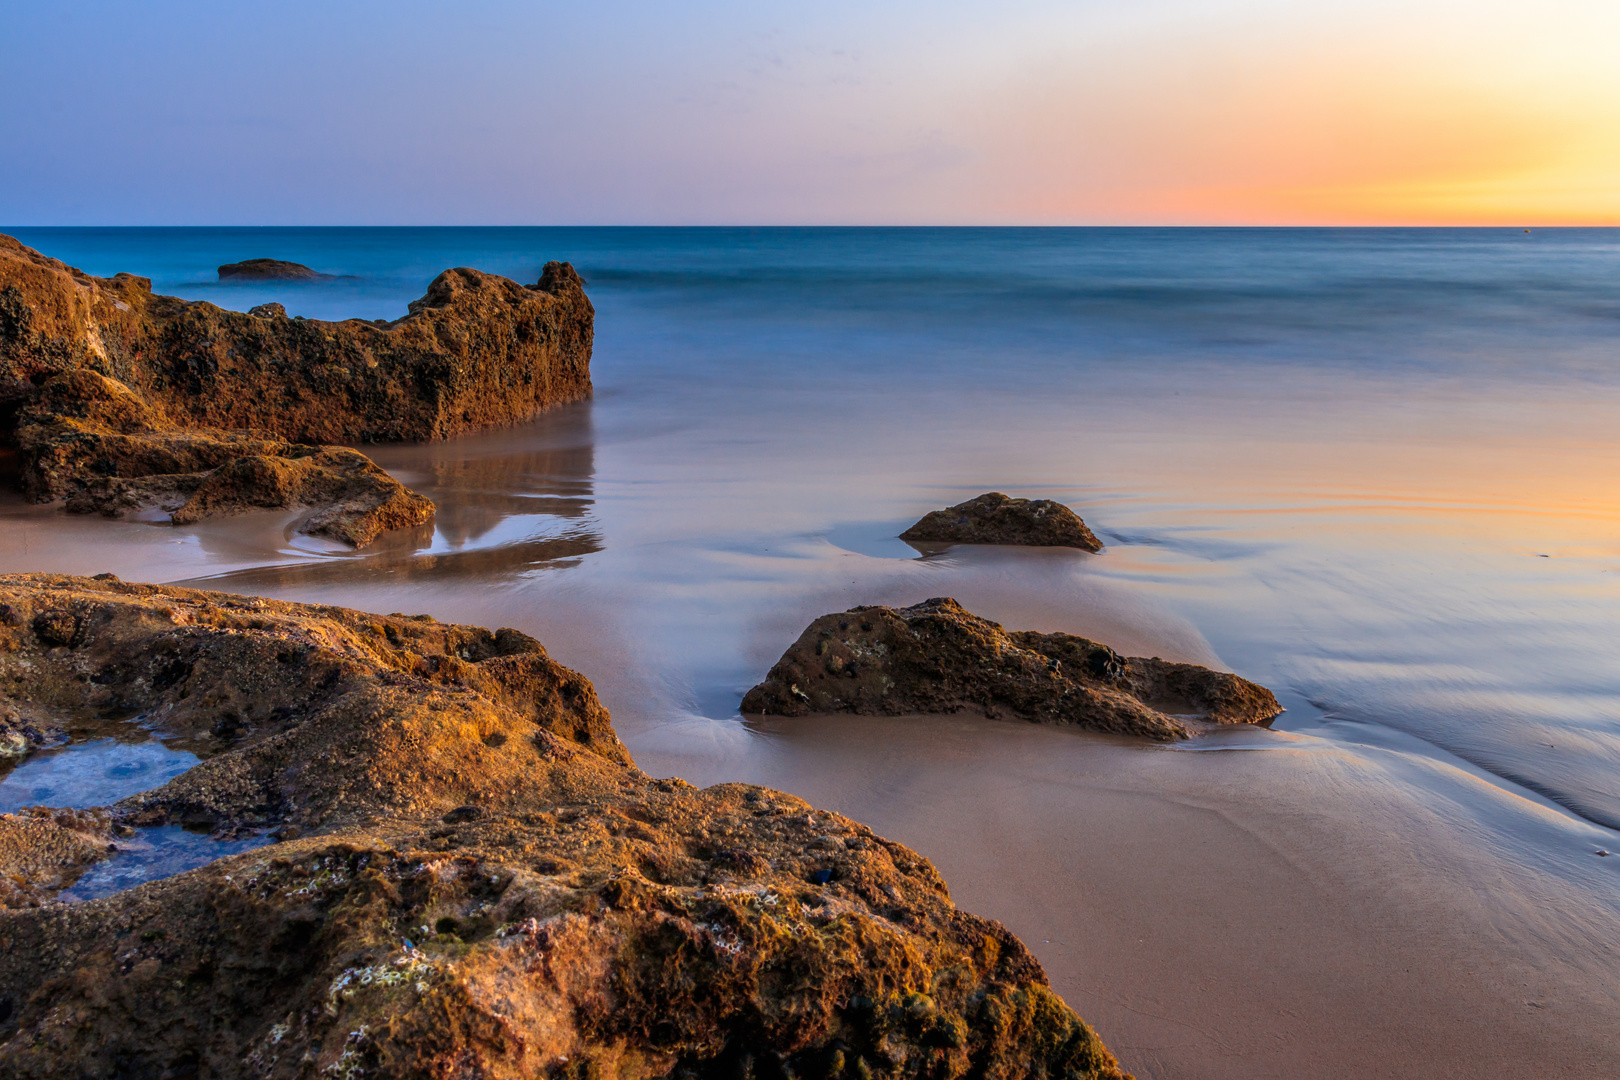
[0,698,66,758]
[741,597,1282,740]
[0,575,1130,1080]
[218,258,329,281]
[0,808,116,908]
[0,233,593,545]
[901,493,1103,551]
[17,370,434,546]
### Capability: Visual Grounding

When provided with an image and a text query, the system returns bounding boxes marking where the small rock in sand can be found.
[742,596,1282,740]
[901,491,1103,551]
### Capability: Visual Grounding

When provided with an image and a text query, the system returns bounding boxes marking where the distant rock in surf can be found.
[901,491,1103,551]
[741,596,1282,740]
[217,257,329,280]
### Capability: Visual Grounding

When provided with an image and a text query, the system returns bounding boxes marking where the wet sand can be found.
[673,714,1620,1079]
[3,433,1619,1076]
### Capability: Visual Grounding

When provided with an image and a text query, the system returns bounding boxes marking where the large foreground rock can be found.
[741,597,1281,740]
[0,233,593,545]
[0,575,1130,1080]
[901,493,1103,551]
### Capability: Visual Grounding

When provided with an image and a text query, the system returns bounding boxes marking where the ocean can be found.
[3,226,1618,1076]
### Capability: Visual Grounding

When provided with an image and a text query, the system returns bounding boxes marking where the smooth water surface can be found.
[0,738,197,814]
[4,227,1618,1075]
[57,825,273,902]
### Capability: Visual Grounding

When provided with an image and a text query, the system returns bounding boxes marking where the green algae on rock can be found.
[0,233,594,546]
[740,597,1282,740]
[0,575,1131,1079]
[901,492,1103,551]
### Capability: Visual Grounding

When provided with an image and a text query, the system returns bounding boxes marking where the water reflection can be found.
[182,403,603,587]
[0,710,203,812]
[58,825,273,902]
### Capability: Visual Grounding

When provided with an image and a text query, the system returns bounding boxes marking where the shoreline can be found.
[679,712,1620,1079]
[2,495,1618,1075]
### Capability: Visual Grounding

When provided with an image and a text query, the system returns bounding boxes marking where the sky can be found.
[3,0,1617,226]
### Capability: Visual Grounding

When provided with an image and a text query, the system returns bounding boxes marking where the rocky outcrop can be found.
[15,369,434,545]
[0,233,594,545]
[0,575,1130,1080]
[218,258,330,281]
[741,597,1281,740]
[0,808,117,907]
[901,493,1103,551]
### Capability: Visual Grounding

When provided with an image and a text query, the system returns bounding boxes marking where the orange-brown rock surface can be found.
[901,493,1103,551]
[0,233,594,546]
[0,575,1130,1080]
[741,597,1281,740]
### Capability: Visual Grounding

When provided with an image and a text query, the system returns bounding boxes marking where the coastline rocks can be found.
[901,492,1103,551]
[16,370,433,545]
[0,808,116,907]
[0,233,595,545]
[218,258,328,281]
[0,699,66,757]
[740,597,1282,740]
[0,575,1130,1080]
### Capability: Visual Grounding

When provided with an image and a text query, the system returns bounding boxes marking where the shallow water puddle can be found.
[1,711,273,900]
[57,826,273,902]
[0,711,201,814]
[0,739,199,814]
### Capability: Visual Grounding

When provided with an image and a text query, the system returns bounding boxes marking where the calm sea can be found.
[9,225,1617,828]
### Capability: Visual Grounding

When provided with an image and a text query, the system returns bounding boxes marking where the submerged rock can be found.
[740,597,1281,740]
[901,492,1103,551]
[0,575,1131,1080]
[0,233,594,545]
[218,258,329,281]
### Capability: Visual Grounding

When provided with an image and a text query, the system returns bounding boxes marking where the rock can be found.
[0,807,116,907]
[901,492,1103,551]
[218,258,331,281]
[740,597,1281,740]
[15,370,433,546]
[0,700,66,757]
[0,233,594,545]
[0,575,1131,1080]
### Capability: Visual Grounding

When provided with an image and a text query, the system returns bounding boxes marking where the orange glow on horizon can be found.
[967,1,1620,226]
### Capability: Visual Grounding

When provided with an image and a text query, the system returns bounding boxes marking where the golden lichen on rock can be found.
[0,575,1131,1079]
[741,597,1281,739]
[0,233,594,546]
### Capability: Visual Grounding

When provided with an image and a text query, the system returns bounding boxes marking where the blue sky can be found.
[5,1,1617,224]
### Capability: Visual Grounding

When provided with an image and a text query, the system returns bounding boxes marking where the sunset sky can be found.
[4,0,1617,225]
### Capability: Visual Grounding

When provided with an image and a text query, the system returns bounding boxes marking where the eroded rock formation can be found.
[0,575,1130,1080]
[0,233,594,545]
[901,493,1103,551]
[741,597,1281,740]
